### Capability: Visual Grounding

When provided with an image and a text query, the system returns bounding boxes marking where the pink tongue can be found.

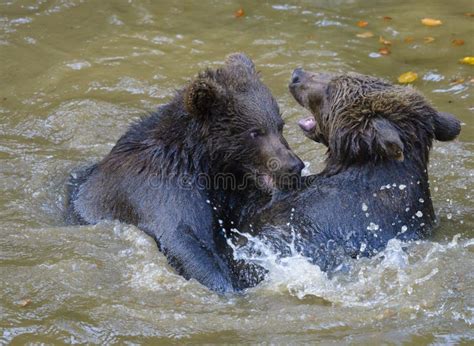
[298,117,316,132]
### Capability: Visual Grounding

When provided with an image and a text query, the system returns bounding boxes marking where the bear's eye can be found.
[249,129,265,139]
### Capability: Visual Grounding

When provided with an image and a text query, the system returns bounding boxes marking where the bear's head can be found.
[289,68,461,175]
[184,53,304,191]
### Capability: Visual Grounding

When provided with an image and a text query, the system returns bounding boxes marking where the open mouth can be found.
[298,116,316,133]
[258,172,302,192]
[257,173,275,191]
[252,164,303,192]
[297,116,326,145]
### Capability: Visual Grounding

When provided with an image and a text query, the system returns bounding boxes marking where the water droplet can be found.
[367,222,380,231]
[362,203,368,212]
[399,184,407,190]
[416,211,423,218]
[401,225,408,233]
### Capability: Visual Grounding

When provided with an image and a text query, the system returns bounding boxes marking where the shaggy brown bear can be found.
[66,53,303,293]
[232,69,461,286]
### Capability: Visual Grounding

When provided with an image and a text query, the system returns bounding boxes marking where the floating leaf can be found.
[357,20,368,27]
[19,299,32,307]
[424,36,435,44]
[421,18,442,26]
[234,8,245,18]
[465,12,474,17]
[459,57,474,65]
[452,39,465,46]
[379,47,391,55]
[379,36,392,45]
[356,31,374,38]
[404,36,415,43]
[398,72,418,84]
[450,78,465,84]
[383,16,392,21]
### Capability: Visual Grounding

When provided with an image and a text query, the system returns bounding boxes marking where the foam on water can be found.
[229,229,473,312]
[111,223,192,292]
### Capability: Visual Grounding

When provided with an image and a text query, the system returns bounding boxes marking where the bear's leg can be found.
[156,223,234,293]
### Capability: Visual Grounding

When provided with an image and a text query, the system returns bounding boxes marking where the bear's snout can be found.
[290,67,305,85]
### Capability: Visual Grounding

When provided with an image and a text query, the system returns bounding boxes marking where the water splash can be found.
[229,229,472,312]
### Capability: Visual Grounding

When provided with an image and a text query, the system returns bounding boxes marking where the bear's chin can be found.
[256,173,301,193]
[255,173,275,193]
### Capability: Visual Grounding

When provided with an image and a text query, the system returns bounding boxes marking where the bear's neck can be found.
[323,140,431,177]
[321,150,431,195]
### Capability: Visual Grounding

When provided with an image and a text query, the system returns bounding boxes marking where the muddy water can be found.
[1,0,473,344]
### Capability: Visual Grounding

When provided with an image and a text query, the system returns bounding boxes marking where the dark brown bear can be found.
[232,69,461,287]
[66,53,303,293]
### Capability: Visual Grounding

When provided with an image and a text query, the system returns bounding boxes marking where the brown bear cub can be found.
[233,69,461,287]
[66,53,303,293]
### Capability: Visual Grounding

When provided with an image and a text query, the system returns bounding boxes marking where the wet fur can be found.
[65,53,301,293]
[234,72,461,286]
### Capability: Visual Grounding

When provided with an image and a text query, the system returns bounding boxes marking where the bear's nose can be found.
[289,157,305,175]
[291,67,304,84]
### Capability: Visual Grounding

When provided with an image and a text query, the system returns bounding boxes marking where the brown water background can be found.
[1,0,473,344]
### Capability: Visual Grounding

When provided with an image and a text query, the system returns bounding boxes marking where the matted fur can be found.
[232,70,461,288]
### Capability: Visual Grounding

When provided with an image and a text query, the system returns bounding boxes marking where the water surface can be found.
[1,0,473,344]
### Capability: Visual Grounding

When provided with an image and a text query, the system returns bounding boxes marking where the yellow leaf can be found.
[383,16,392,21]
[459,57,474,65]
[423,36,435,43]
[421,18,442,26]
[404,36,415,43]
[379,36,392,45]
[378,47,391,55]
[357,20,368,28]
[398,72,418,84]
[356,31,374,38]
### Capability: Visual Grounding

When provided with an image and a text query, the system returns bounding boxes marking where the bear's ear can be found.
[432,111,461,141]
[225,52,256,75]
[184,78,223,120]
[372,117,405,161]
[330,117,404,165]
